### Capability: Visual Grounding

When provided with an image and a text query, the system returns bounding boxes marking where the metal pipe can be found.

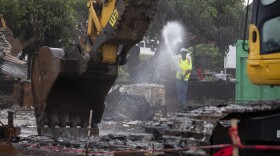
[8,111,13,126]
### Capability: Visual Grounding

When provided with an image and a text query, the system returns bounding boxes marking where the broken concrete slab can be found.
[104,83,166,121]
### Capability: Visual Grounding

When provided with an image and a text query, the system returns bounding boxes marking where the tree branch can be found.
[21,36,36,49]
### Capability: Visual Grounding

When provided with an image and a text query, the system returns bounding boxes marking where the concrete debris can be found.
[104,83,166,121]
[144,123,169,140]
[0,32,11,55]
[16,132,163,155]
[0,51,4,59]
[0,31,26,79]
[0,93,280,155]
[0,95,14,108]
[0,59,27,79]
[0,105,35,120]
[184,149,207,155]
[1,105,165,155]
[119,83,165,107]
[23,135,56,146]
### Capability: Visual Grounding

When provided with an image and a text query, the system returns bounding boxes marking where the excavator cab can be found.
[31,0,158,137]
[247,0,280,85]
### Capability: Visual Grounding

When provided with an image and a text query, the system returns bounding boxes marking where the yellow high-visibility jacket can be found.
[176,57,192,81]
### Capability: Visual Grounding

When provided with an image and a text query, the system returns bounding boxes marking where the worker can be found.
[176,48,192,108]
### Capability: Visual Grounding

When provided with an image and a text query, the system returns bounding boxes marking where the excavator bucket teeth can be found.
[31,47,117,137]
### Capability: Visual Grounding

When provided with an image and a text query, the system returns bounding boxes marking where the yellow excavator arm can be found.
[31,0,159,137]
[81,0,119,65]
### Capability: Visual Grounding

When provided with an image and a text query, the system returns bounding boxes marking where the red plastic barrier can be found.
[213,146,233,156]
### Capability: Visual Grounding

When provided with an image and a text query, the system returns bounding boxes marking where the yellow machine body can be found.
[247,0,280,85]
[247,24,280,85]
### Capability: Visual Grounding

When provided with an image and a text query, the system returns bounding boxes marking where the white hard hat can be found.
[180,48,190,53]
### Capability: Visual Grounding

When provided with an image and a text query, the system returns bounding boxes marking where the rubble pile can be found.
[0,60,27,79]
[16,121,164,155]
[0,105,34,120]
[0,95,14,108]
[16,132,163,155]
[0,32,27,79]
[7,82,275,155]
[104,84,166,121]
[0,103,166,155]
[0,32,11,55]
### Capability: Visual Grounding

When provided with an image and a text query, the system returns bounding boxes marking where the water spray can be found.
[162,21,186,66]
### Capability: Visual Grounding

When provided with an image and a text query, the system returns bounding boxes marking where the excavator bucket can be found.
[31,0,159,138]
[31,47,117,137]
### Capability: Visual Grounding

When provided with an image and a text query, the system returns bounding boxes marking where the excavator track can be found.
[163,101,280,156]
[32,0,159,139]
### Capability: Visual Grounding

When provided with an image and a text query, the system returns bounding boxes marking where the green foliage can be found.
[190,43,224,71]
[71,0,89,23]
[0,0,87,55]
[195,43,219,56]
[147,0,245,55]
[1,0,245,66]
[145,0,245,71]
[211,53,224,71]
